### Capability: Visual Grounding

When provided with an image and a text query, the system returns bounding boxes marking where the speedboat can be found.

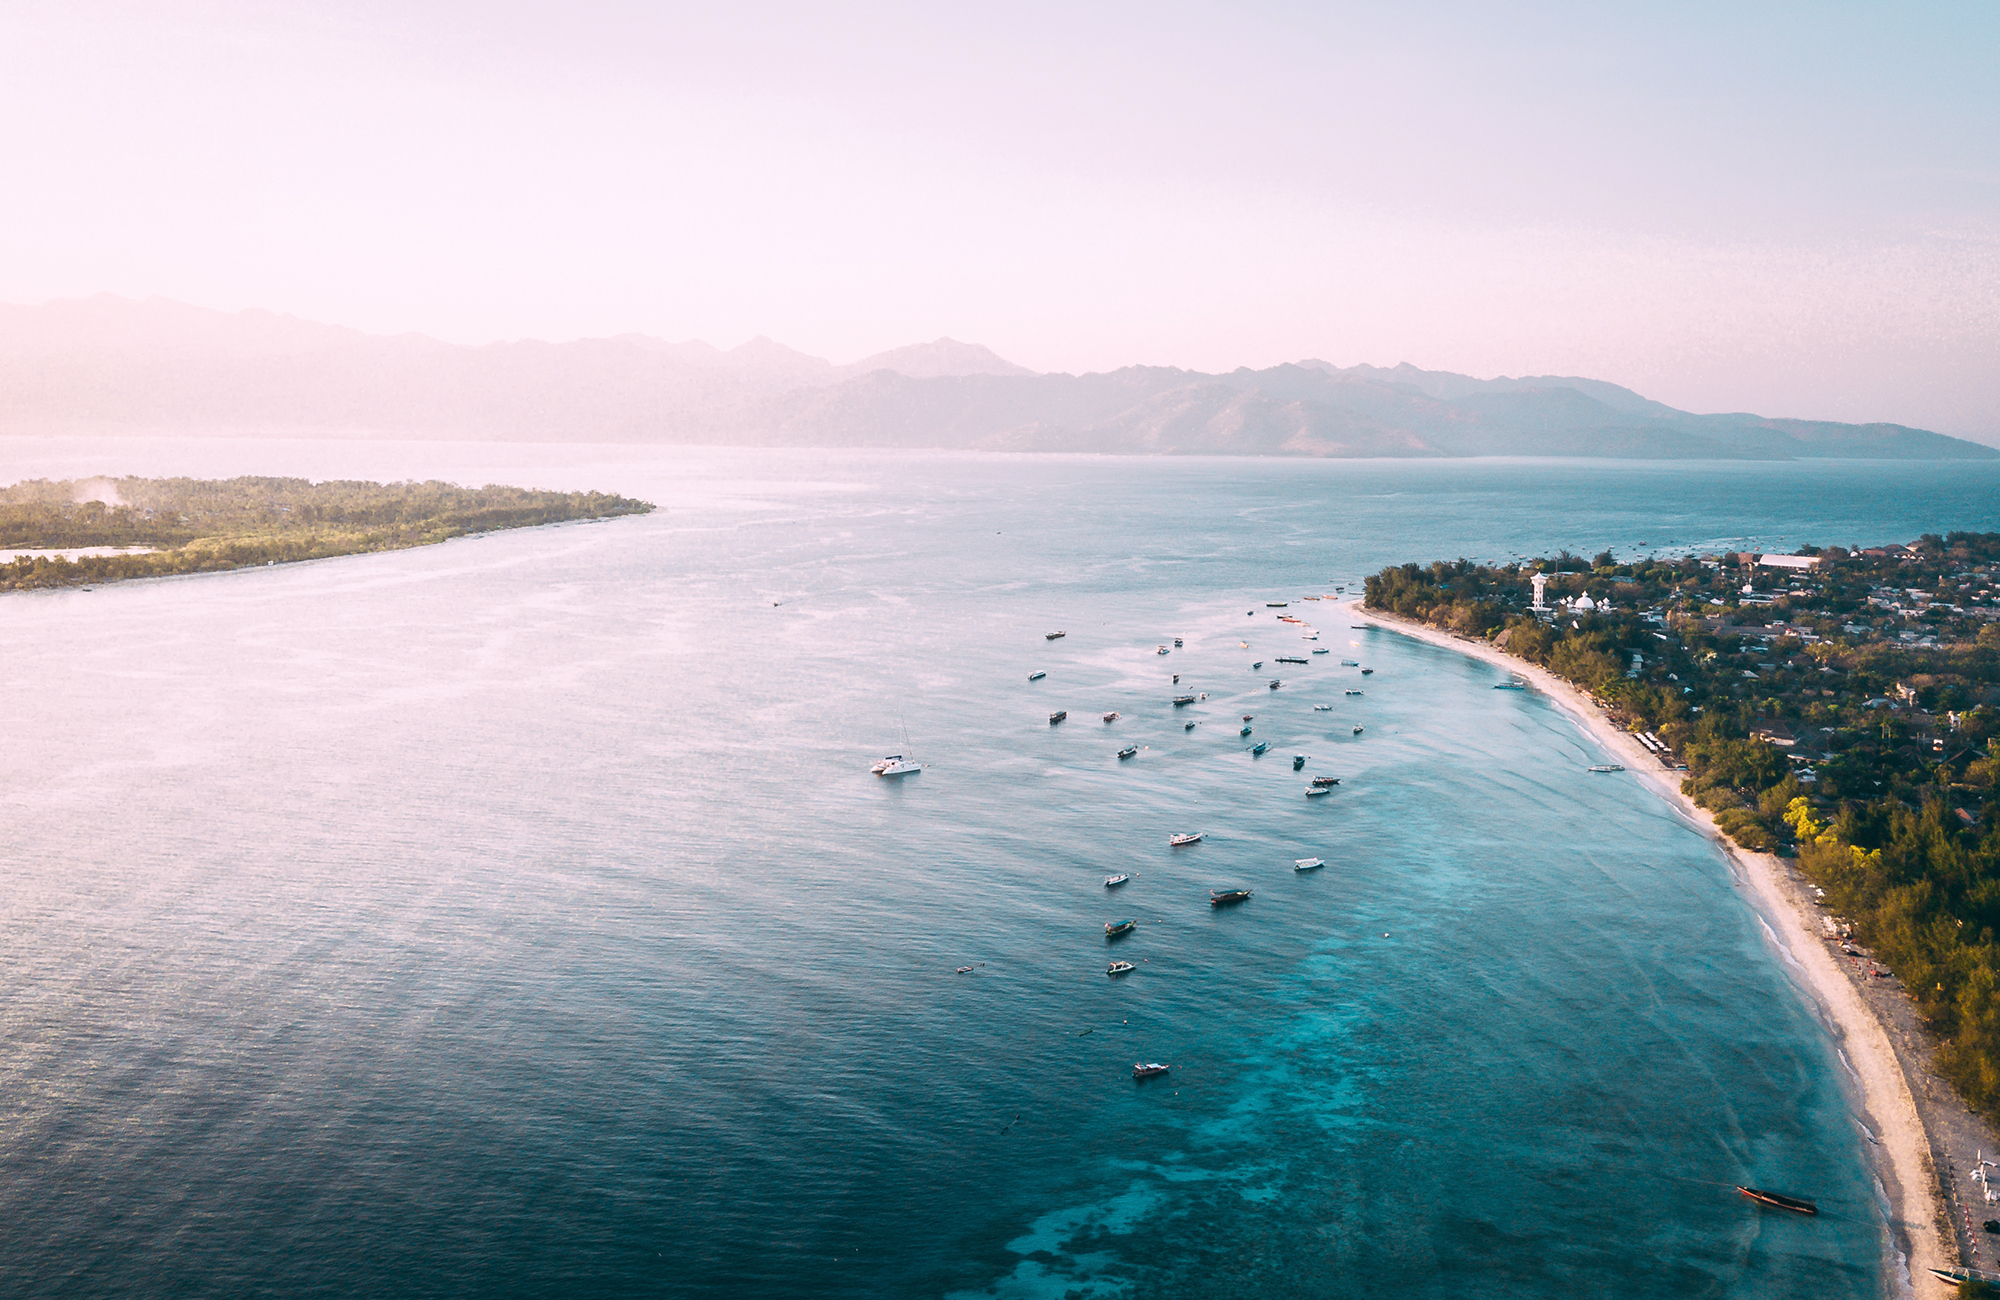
[1133,1062,1170,1078]
[1292,754,1306,770]
[1209,889,1252,906]
[1046,631,1066,640]
[1028,671,1046,681]
[1105,873,1131,887]
[1588,764,1624,773]
[1250,741,1268,755]
[1168,832,1203,846]
[872,755,922,776]
[1105,918,1136,937]
[1049,710,1068,724]
[1102,711,1120,722]
[1107,961,1136,976]
[1305,785,1334,797]
[1294,857,1325,871]
[1117,745,1138,759]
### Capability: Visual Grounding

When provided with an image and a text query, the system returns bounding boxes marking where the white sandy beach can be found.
[1342,600,1952,1295]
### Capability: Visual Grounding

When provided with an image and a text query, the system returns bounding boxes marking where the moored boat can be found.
[1309,776,1340,787]
[1266,602,1288,608]
[1184,720,1197,730]
[1735,1186,1817,1215]
[1277,656,1308,664]
[1240,725,1253,736]
[872,754,923,776]
[1305,785,1334,797]
[1117,745,1138,759]
[1341,659,1359,666]
[1103,711,1120,722]
[1360,667,1374,675]
[1107,960,1136,975]
[1173,638,1183,647]
[1312,648,1329,654]
[1294,857,1325,871]
[1050,710,1068,724]
[1172,694,1196,705]
[1157,645,1170,654]
[1313,704,1334,711]
[1209,888,1252,906]
[1046,631,1066,640]
[1133,1062,1170,1078]
[1588,764,1624,773]
[1029,671,1047,681]
[1105,918,1137,937]
[1268,679,1282,689]
[1168,832,1203,846]
[1250,741,1268,755]
[1292,754,1306,770]
[1105,873,1131,887]
[1252,660,1263,669]
[1352,725,1364,734]
[1345,689,1363,696]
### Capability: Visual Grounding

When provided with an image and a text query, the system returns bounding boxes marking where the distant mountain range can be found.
[1,295,1990,460]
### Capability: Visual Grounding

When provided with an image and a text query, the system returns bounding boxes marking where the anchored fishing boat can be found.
[1117,745,1138,759]
[1028,671,1046,681]
[1172,694,1197,705]
[1292,754,1306,770]
[1209,889,1252,906]
[1049,710,1068,724]
[1046,631,1066,640]
[1735,1186,1817,1215]
[1309,776,1341,787]
[1305,784,1334,797]
[1132,1062,1170,1078]
[1250,741,1268,755]
[1168,832,1203,846]
[1294,857,1325,871]
[1107,960,1135,976]
[1103,711,1120,722]
[1104,919,1137,937]
[1268,679,1282,690]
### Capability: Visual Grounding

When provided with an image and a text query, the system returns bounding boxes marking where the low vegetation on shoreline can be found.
[1367,535,2000,1119]
[0,475,653,590]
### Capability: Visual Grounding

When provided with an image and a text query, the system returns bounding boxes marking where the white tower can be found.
[1531,573,1550,612]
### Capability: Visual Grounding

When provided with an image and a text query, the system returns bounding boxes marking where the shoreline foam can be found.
[1342,599,1961,1296]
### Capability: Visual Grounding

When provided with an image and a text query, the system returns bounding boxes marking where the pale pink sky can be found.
[2,0,1995,437]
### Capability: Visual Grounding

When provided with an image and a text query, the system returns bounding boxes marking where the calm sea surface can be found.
[3,445,1996,1298]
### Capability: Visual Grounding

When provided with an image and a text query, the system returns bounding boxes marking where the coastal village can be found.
[1367,533,2000,1291]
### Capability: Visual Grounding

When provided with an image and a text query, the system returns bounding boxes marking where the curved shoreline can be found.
[1341,600,1957,1297]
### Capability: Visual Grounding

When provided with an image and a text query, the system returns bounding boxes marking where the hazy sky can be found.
[3,0,1996,435]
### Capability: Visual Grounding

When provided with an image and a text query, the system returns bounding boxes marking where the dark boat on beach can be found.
[1735,1186,1817,1215]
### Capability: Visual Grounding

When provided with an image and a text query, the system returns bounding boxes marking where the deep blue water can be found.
[2,447,1995,1298]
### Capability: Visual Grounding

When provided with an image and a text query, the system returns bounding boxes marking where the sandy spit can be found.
[1342,600,1952,1296]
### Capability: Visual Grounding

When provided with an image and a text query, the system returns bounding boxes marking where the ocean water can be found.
[3,446,1996,1299]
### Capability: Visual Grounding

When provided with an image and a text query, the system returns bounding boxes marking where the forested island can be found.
[0,475,653,591]
[1367,535,2000,1120]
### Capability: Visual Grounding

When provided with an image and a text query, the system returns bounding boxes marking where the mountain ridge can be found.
[0,295,1989,461]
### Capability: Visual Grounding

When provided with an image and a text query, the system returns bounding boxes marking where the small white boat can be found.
[1102,711,1120,722]
[1107,960,1135,976]
[1588,764,1625,773]
[1341,659,1359,666]
[1117,745,1138,759]
[871,754,922,776]
[1133,1062,1170,1078]
[1313,704,1334,711]
[1312,648,1329,654]
[1305,785,1334,797]
[1105,873,1131,887]
[1294,857,1325,871]
[1168,832,1203,846]
[1345,689,1363,696]
[1029,671,1046,681]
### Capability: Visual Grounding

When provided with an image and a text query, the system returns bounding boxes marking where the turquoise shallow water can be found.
[2,447,1996,1298]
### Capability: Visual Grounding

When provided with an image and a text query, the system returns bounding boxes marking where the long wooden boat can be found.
[1735,1186,1817,1215]
[1209,889,1252,906]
